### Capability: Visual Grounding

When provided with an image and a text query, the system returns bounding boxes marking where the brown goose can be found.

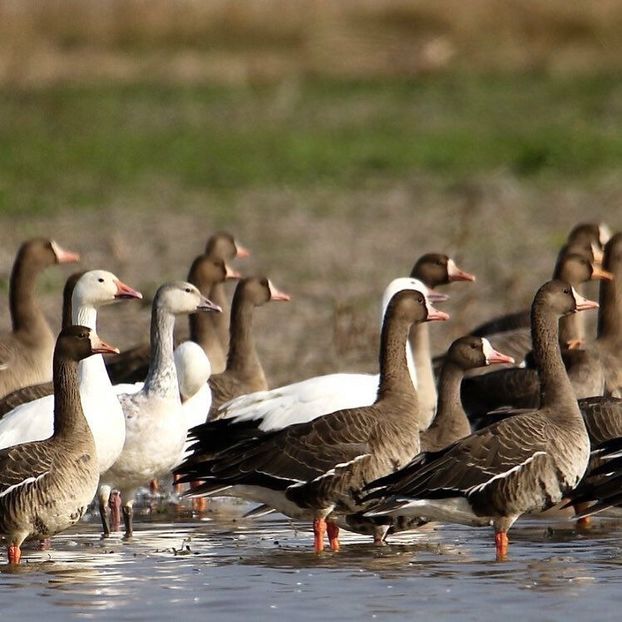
[363,280,597,560]
[409,254,475,428]
[201,231,250,373]
[0,239,80,399]
[0,325,118,564]
[420,337,513,452]
[178,289,449,552]
[461,252,611,423]
[207,277,290,416]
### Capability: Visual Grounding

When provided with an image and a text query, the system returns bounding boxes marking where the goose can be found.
[461,252,612,422]
[99,281,221,538]
[177,288,449,552]
[0,325,118,564]
[363,280,597,560]
[198,231,249,373]
[0,238,80,398]
[207,277,291,416]
[105,254,239,384]
[0,270,142,477]
[212,252,472,431]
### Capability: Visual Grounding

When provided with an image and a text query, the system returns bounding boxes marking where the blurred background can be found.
[0,0,620,385]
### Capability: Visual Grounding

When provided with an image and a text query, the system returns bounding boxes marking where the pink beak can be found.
[426,304,450,322]
[114,279,143,300]
[485,348,515,366]
[447,258,476,282]
[269,281,291,302]
[92,336,120,355]
[51,241,80,264]
[573,289,599,312]
[236,243,251,259]
[225,263,242,280]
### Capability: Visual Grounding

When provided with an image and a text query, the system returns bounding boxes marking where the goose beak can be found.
[425,304,450,322]
[225,263,242,280]
[572,288,599,312]
[114,279,143,300]
[427,288,450,303]
[51,241,80,264]
[447,258,476,282]
[482,338,515,365]
[591,266,614,281]
[196,295,222,313]
[592,244,604,267]
[91,335,120,355]
[268,281,291,302]
[236,243,251,259]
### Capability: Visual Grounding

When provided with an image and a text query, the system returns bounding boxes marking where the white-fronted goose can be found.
[363,280,597,559]
[207,277,290,416]
[408,254,475,428]
[99,282,221,538]
[0,325,118,564]
[0,238,79,398]
[0,270,142,483]
[461,252,611,423]
[177,289,449,552]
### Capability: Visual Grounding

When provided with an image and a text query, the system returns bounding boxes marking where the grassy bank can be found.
[2,72,622,215]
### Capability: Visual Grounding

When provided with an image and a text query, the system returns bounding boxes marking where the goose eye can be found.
[185,288,192,293]
[563,288,570,294]
[98,278,104,283]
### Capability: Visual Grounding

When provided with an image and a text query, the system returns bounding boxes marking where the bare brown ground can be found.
[1,175,619,388]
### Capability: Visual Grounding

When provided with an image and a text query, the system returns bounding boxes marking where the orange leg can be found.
[8,544,21,565]
[327,521,340,552]
[574,502,592,528]
[313,517,326,553]
[149,479,159,495]
[495,531,509,560]
[173,473,184,496]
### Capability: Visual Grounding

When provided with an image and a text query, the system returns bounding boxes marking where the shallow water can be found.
[3,500,622,621]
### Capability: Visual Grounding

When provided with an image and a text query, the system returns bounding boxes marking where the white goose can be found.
[99,282,220,538]
[212,277,444,432]
[0,270,142,473]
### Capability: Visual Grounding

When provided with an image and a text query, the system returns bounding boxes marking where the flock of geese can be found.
[1,224,622,565]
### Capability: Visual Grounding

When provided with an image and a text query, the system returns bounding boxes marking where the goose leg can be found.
[109,491,122,532]
[313,517,326,553]
[495,531,509,560]
[122,501,135,539]
[191,480,207,512]
[327,521,340,552]
[149,480,159,496]
[7,544,21,565]
[573,501,592,527]
[98,485,112,537]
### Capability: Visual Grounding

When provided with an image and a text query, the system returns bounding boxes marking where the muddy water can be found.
[2,500,622,621]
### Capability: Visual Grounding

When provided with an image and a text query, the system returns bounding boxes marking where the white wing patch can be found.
[467,451,547,495]
[0,471,49,498]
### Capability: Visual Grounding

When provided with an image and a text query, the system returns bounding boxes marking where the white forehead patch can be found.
[481,338,496,363]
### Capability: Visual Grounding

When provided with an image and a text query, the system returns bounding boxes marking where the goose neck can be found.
[143,306,178,397]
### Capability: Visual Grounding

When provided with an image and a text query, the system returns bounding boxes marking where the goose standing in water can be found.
[364,280,597,560]
[177,288,449,552]
[0,238,80,398]
[99,282,221,538]
[0,326,118,564]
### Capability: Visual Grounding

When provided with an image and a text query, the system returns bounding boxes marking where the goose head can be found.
[411,253,476,288]
[237,277,291,306]
[191,256,241,286]
[205,231,250,261]
[557,253,614,285]
[156,281,222,316]
[56,325,120,361]
[17,238,80,270]
[567,222,611,266]
[72,270,142,310]
[387,289,449,325]
[447,336,515,371]
[536,280,599,317]
[174,341,212,402]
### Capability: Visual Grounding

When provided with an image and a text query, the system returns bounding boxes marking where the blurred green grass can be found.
[2,72,622,215]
